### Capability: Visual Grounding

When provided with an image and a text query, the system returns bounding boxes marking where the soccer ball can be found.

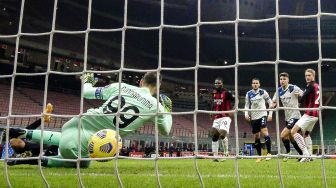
[88,129,122,158]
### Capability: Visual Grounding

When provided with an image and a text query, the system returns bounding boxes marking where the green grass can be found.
[1,158,336,187]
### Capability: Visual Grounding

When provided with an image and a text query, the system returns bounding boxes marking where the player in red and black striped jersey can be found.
[291,68,319,162]
[210,77,235,161]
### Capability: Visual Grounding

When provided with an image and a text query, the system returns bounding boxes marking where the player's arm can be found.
[156,95,173,136]
[264,91,273,122]
[299,84,314,104]
[271,92,277,108]
[244,93,250,122]
[226,91,235,117]
[294,85,304,98]
[82,74,119,100]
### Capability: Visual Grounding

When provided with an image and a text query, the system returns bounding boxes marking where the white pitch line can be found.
[9,172,336,180]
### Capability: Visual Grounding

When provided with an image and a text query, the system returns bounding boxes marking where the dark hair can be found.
[279,72,289,78]
[143,72,161,86]
[251,77,260,82]
[215,77,223,82]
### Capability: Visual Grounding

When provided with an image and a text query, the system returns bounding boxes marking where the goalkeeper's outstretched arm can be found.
[82,73,118,100]
[156,94,173,136]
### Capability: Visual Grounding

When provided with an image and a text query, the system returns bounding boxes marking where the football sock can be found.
[212,141,219,156]
[282,138,291,153]
[254,138,261,156]
[25,119,41,130]
[222,137,229,155]
[304,136,313,155]
[293,133,309,155]
[265,135,271,154]
[291,140,303,155]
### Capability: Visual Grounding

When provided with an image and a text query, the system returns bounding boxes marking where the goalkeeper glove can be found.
[81,73,97,86]
[159,94,172,112]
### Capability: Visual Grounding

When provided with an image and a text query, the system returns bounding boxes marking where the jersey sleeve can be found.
[244,93,250,116]
[299,83,314,104]
[226,90,235,101]
[294,85,304,97]
[263,90,273,106]
[83,83,118,100]
[155,104,173,136]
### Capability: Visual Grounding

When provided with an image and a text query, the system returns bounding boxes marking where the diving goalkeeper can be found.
[9,72,172,167]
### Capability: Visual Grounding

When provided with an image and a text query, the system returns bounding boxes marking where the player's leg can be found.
[293,115,318,162]
[281,127,291,162]
[291,116,310,162]
[218,117,231,157]
[251,119,262,162]
[285,119,303,156]
[304,131,313,156]
[281,128,291,154]
[9,128,61,146]
[211,127,220,162]
[45,117,91,168]
[211,118,221,161]
[25,119,42,130]
[289,133,302,155]
[254,132,262,162]
[292,125,310,162]
[260,116,272,161]
[261,127,272,161]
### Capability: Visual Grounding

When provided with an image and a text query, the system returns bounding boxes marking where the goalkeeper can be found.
[9,72,172,167]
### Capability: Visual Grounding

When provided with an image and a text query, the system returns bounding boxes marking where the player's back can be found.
[83,83,159,136]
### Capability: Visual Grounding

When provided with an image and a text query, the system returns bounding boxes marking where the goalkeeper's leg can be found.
[9,128,61,146]
[43,117,91,168]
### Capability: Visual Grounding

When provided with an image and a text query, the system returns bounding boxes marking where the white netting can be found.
[1,0,336,187]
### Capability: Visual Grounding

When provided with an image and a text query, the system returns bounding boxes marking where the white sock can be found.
[212,141,219,156]
[222,137,229,155]
[293,133,309,156]
[304,136,313,155]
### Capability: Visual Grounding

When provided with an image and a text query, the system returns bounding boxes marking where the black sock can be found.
[282,138,291,153]
[26,119,41,130]
[254,139,261,156]
[291,140,303,155]
[8,159,38,166]
[265,136,271,154]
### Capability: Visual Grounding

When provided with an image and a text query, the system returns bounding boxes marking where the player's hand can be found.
[159,94,172,112]
[81,73,97,86]
[270,102,277,109]
[267,115,272,122]
[244,115,250,122]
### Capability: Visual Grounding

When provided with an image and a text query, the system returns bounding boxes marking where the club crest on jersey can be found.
[214,99,223,105]
[99,143,113,153]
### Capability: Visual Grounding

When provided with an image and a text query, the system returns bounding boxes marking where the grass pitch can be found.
[1,158,335,188]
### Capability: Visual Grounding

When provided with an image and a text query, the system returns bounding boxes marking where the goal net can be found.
[0,0,335,187]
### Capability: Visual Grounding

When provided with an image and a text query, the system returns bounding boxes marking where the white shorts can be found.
[296,114,318,132]
[212,117,232,133]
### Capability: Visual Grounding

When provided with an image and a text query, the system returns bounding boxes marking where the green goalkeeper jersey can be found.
[81,83,172,138]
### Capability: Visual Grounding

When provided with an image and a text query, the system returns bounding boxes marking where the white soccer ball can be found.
[88,129,122,158]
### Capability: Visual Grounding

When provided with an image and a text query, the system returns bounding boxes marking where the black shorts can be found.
[250,116,267,134]
[285,118,299,130]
